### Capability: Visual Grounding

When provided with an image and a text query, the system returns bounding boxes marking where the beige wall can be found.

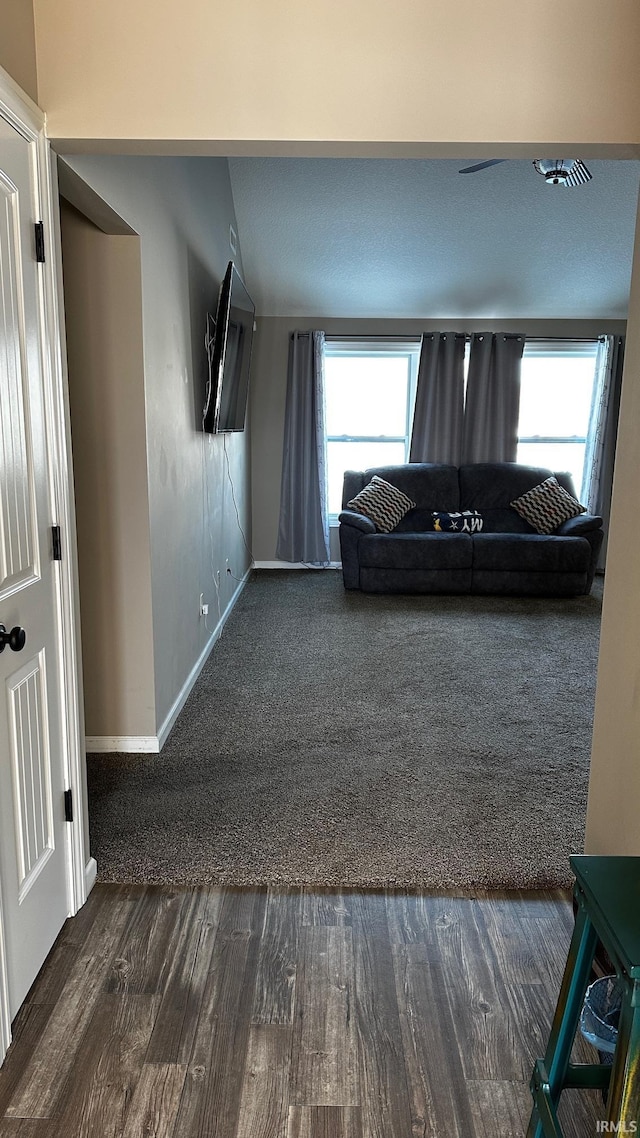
[60,202,156,738]
[586,197,640,853]
[252,317,627,562]
[0,0,37,103]
[31,0,640,152]
[60,157,251,739]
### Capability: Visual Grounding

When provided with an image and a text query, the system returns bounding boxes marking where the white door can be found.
[0,113,69,1019]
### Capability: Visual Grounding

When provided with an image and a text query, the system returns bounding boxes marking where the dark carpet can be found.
[88,571,602,889]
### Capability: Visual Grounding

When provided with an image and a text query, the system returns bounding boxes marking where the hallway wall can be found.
[60,156,251,743]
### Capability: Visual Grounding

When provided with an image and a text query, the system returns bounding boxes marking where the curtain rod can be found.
[322,333,621,343]
[326,334,600,339]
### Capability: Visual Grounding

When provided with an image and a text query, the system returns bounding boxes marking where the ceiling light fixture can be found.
[532,159,592,187]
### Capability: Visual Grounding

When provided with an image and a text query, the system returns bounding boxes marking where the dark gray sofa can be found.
[339,463,603,596]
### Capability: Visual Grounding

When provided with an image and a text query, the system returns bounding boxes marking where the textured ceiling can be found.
[228,157,640,319]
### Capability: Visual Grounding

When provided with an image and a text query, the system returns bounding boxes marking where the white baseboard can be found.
[84,857,97,896]
[156,566,252,750]
[254,561,341,569]
[86,735,160,753]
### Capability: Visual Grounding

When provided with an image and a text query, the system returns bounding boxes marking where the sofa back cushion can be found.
[459,463,579,532]
[342,464,460,511]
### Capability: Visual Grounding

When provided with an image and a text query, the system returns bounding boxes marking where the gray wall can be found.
[251,316,627,563]
[61,156,251,738]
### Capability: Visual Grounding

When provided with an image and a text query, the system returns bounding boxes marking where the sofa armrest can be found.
[555,514,603,537]
[338,509,376,534]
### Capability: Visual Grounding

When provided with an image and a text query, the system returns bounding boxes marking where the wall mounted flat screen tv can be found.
[203,261,255,433]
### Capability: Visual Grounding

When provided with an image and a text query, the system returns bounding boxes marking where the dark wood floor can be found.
[0,885,602,1137]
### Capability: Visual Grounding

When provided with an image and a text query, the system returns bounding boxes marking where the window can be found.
[516,340,599,497]
[324,340,420,517]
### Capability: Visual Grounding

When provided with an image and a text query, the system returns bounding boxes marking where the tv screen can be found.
[203,261,255,433]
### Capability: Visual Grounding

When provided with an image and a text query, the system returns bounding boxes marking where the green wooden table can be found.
[527,855,640,1137]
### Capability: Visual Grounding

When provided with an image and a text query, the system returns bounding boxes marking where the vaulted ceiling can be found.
[228,157,640,319]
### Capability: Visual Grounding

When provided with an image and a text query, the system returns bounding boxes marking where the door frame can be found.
[0,65,91,1065]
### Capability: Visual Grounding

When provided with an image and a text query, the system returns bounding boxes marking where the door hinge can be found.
[34,221,45,263]
[52,525,62,561]
[64,788,73,823]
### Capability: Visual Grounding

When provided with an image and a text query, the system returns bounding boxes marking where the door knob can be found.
[0,625,26,653]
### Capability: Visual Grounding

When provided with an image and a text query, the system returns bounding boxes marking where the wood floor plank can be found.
[171,890,266,1138]
[384,891,440,946]
[287,1106,363,1138]
[53,883,115,949]
[252,890,302,1025]
[290,927,357,1108]
[145,889,222,1065]
[392,942,475,1137]
[0,1120,54,1136]
[5,890,138,1118]
[556,1088,605,1138]
[472,896,547,984]
[48,993,159,1138]
[465,1078,531,1136]
[434,897,525,1082]
[120,1063,187,1138]
[105,887,193,996]
[349,893,414,1138]
[520,912,578,991]
[0,1007,52,1118]
[302,892,352,928]
[23,945,79,1009]
[235,1025,292,1138]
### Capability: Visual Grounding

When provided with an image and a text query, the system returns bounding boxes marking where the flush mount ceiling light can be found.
[532,159,592,187]
[459,158,593,186]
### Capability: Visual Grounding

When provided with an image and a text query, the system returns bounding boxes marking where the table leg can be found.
[527,898,598,1138]
[606,991,640,1128]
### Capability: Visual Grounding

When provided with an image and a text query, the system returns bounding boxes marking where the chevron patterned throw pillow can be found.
[510,476,585,534]
[347,475,416,533]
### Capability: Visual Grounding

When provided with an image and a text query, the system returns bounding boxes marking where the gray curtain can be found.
[581,334,625,570]
[409,332,466,463]
[276,330,330,564]
[462,333,525,463]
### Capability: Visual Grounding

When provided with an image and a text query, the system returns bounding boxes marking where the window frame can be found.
[323,338,421,521]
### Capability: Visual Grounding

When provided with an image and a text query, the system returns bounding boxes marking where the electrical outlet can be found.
[199,593,209,617]
[226,558,231,574]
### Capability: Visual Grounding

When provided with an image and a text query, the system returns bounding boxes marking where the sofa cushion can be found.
[473,507,534,534]
[353,464,460,511]
[471,570,588,597]
[472,533,591,573]
[358,532,472,570]
[394,507,438,533]
[347,475,415,533]
[510,476,585,534]
[459,463,578,510]
[360,568,472,594]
